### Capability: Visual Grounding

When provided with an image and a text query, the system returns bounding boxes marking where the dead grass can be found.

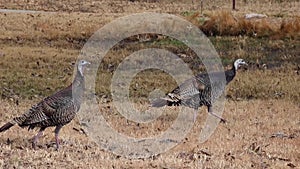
[0,12,112,47]
[278,18,300,38]
[0,1,299,168]
[0,46,79,99]
[0,99,299,168]
[1,39,299,105]
[0,1,299,41]
[0,0,299,17]
[228,67,300,105]
[198,10,300,38]
[0,44,299,167]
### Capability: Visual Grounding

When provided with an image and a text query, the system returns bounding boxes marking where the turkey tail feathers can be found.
[0,122,15,132]
[151,98,168,107]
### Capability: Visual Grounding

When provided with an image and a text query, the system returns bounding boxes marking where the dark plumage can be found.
[0,60,90,149]
[152,59,247,122]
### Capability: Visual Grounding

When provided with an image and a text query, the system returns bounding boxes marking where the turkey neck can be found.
[71,69,85,105]
[225,62,236,84]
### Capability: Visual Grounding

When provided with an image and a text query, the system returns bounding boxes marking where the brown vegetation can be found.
[192,10,300,38]
[0,0,299,168]
[0,99,299,168]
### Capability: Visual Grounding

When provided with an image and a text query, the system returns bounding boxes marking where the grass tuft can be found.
[191,11,300,39]
[277,17,300,39]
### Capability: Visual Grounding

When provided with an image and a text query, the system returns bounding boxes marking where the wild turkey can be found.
[0,60,90,149]
[152,59,247,122]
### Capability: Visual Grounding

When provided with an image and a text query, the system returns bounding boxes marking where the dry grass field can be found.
[0,99,299,168]
[0,0,299,168]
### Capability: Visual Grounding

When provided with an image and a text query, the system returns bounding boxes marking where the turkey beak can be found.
[240,62,248,70]
[240,61,248,66]
[84,62,91,71]
[85,62,91,67]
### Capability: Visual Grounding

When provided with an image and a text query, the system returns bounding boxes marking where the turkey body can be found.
[152,59,247,122]
[0,60,90,149]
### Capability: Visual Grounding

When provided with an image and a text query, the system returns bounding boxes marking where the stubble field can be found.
[0,0,299,168]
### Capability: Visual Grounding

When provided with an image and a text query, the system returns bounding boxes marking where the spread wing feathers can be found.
[171,78,204,99]
[152,77,207,107]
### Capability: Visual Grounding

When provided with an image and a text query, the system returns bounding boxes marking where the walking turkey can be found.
[0,60,90,150]
[151,59,247,122]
